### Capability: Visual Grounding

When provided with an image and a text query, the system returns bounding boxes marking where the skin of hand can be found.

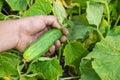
[0,15,68,56]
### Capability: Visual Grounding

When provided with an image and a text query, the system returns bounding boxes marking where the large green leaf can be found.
[0,52,20,77]
[5,0,27,11]
[68,23,92,40]
[53,1,67,25]
[80,60,101,80]
[24,0,52,16]
[27,57,62,80]
[63,41,88,72]
[86,1,104,27]
[82,36,120,80]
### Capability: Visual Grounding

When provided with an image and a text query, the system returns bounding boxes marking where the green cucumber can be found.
[23,29,62,62]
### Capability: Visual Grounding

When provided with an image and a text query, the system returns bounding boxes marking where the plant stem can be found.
[26,0,30,8]
[60,76,80,80]
[114,15,120,27]
[31,0,34,5]
[17,63,22,76]
[58,46,62,61]
[2,8,9,15]
[66,38,71,44]
[104,2,110,24]
[96,29,104,40]
[4,15,21,20]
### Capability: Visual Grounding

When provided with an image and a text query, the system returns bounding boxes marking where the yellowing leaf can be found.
[56,0,64,6]
[3,76,10,80]
[61,0,73,8]
[53,1,67,25]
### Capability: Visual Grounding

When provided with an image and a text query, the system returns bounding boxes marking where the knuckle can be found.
[62,28,69,35]
[51,16,57,20]
[61,36,66,42]
[55,40,61,47]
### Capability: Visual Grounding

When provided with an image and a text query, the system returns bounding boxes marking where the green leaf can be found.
[63,41,88,72]
[53,1,67,25]
[109,0,118,20]
[82,36,120,80]
[27,57,62,80]
[86,1,104,27]
[73,0,88,6]
[107,27,120,36]
[5,0,27,11]
[117,0,120,14]
[68,23,92,40]
[0,0,4,11]
[72,14,89,25]
[80,60,101,80]
[0,13,6,20]
[24,0,52,16]
[0,52,20,77]
[83,30,101,51]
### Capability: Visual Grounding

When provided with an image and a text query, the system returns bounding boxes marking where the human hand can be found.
[15,15,68,56]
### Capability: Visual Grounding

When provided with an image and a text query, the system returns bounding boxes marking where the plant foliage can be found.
[0,0,120,80]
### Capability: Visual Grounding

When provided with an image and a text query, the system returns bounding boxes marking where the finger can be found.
[34,27,50,40]
[55,40,61,48]
[60,36,67,43]
[46,25,52,30]
[34,30,45,40]
[49,45,55,54]
[62,28,69,35]
[44,27,48,32]
[44,15,61,29]
[20,16,46,34]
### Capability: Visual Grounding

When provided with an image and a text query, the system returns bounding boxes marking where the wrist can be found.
[14,18,31,52]
[0,20,20,52]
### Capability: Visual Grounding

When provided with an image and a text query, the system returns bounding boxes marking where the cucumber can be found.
[23,29,62,62]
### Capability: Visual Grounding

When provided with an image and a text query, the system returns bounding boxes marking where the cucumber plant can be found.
[0,0,120,80]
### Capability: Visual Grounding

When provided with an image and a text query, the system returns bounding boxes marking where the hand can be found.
[0,15,68,56]
[16,15,68,56]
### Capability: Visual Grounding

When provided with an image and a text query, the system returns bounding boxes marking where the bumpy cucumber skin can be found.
[23,29,62,62]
